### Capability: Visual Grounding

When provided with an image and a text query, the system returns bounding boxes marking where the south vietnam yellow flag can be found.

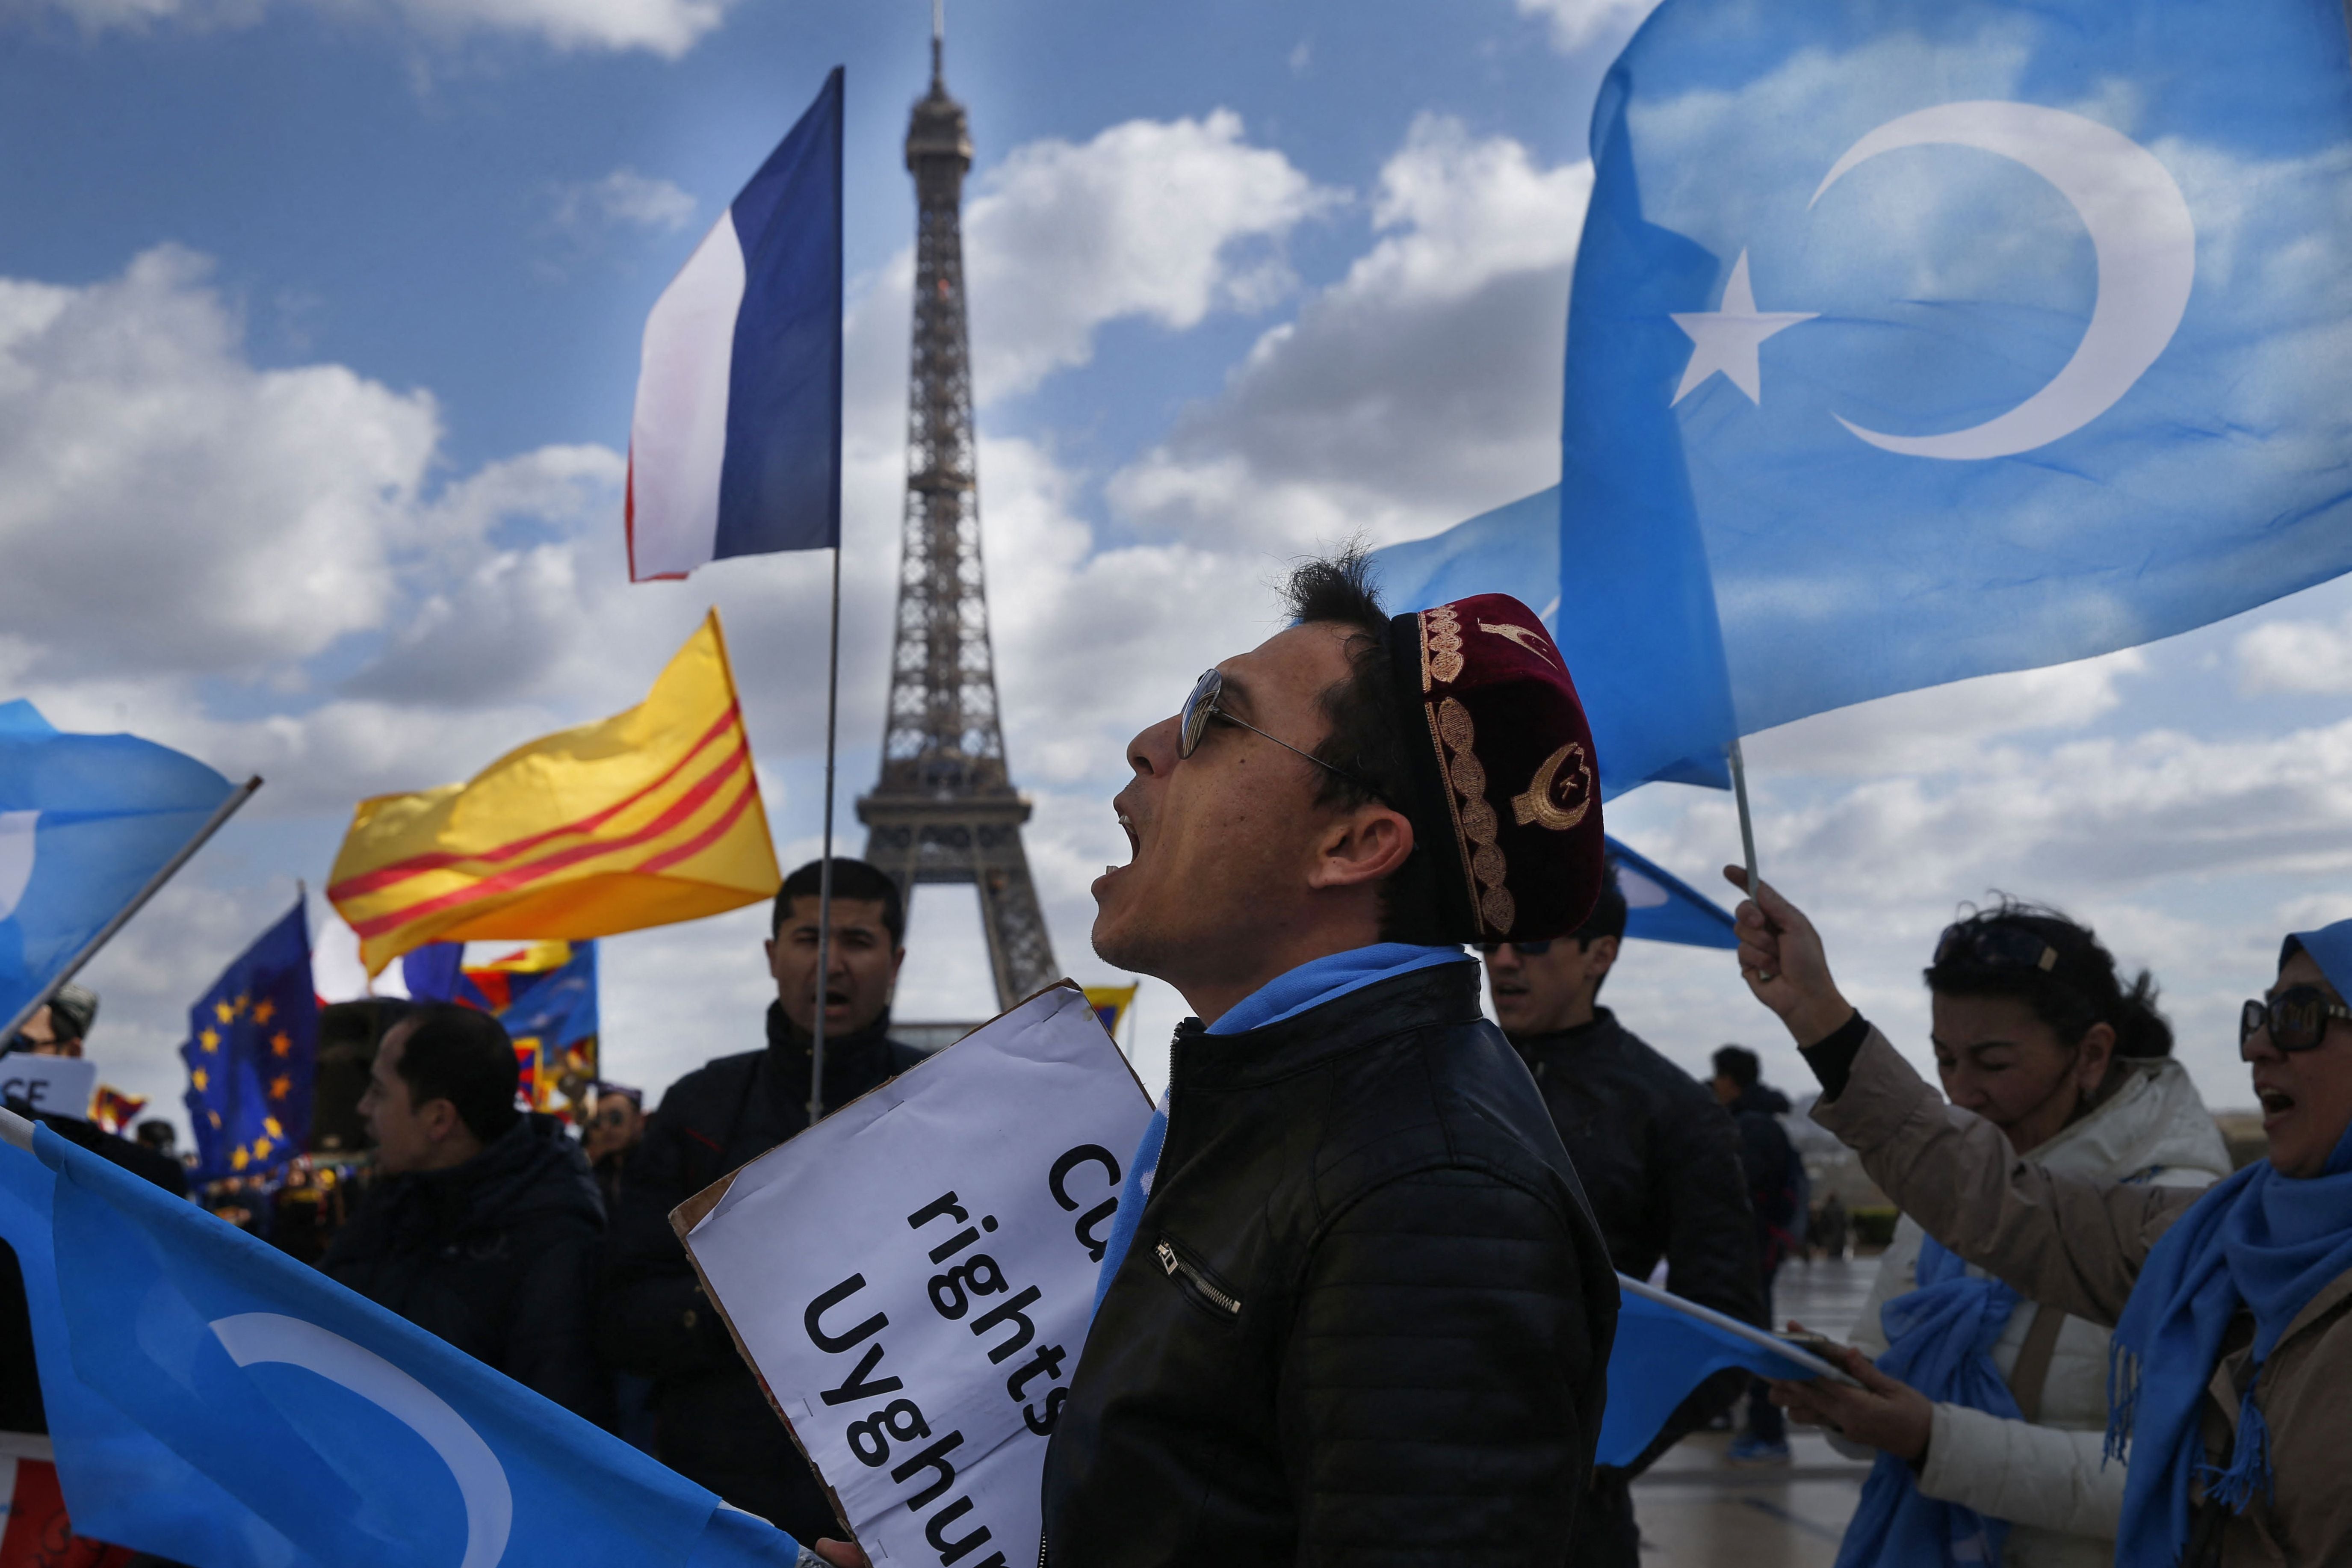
[328,610,781,974]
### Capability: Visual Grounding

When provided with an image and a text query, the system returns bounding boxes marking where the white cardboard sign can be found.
[0,1055,94,1122]
[679,985,1154,1567]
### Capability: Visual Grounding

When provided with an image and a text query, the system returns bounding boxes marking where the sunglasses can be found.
[1478,941,1555,957]
[1178,669,1391,805]
[2241,986,2352,1052]
[1933,921,2058,974]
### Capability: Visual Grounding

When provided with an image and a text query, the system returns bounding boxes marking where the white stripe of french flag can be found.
[627,68,844,582]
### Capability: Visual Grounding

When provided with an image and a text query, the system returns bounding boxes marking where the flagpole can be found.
[0,776,263,1045]
[1726,738,1760,897]
[809,545,842,1123]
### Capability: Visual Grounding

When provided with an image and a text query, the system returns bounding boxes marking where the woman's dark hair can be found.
[1924,897,2172,1059]
[1280,546,1451,945]
[390,1003,523,1143]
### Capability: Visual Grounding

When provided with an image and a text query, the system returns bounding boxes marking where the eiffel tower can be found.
[858,18,1058,1008]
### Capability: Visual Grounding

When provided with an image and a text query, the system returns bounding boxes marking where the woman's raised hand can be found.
[1721,869,1855,1047]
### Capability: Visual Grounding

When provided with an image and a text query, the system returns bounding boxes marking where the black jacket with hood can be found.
[321,1110,608,1420]
[1042,963,1617,1568]
[601,1004,922,1541]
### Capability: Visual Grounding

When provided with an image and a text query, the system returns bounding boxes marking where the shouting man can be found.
[1042,553,1620,1564]
[605,858,925,1542]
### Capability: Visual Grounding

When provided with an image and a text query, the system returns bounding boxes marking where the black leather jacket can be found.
[602,1005,922,1541]
[1043,964,1617,1567]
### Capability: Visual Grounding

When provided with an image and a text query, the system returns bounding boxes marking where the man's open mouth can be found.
[1102,809,1140,880]
[2258,1084,2296,1118]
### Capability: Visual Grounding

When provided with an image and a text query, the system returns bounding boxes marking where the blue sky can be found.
[7,0,2351,1132]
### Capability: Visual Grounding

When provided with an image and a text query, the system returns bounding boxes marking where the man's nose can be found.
[1128,715,1180,778]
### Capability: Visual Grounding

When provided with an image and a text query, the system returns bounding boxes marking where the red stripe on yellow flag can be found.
[328,610,782,974]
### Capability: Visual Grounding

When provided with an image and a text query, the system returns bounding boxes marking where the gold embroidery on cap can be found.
[1432,697,1514,934]
[1422,605,1465,689]
[1477,620,1558,665]
[1511,743,1595,832]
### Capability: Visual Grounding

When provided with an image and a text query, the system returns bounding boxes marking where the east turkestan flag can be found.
[627,67,843,582]
[326,611,781,975]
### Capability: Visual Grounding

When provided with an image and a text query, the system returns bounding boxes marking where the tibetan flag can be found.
[456,942,599,1116]
[327,612,781,975]
[1083,984,1136,1042]
[181,901,319,1183]
[88,1086,148,1136]
[627,67,843,582]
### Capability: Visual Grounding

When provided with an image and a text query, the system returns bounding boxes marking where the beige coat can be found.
[1815,1028,2352,1566]
[1838,1057,2229,1567]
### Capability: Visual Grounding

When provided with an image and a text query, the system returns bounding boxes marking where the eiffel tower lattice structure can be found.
[857,28,1058,1008]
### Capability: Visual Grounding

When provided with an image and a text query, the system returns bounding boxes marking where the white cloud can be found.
[2237,611,2352,694]
[1516,0,1661,55]
[551,168,697,236]
[27,0,729,56]
[1108,115,1593,550]
[957,109,1340,403]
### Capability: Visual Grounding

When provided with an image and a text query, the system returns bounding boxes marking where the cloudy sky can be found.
[5,0,2346,1131]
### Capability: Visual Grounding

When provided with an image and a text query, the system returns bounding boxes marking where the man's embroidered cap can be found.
[1382,594,1606,944]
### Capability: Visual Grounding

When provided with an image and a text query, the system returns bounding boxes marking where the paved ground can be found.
[1625,1255,1882,1565]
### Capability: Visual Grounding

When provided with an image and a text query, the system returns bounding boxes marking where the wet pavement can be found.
[1625,1254,1883,1565]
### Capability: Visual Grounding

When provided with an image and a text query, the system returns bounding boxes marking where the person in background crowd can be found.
[1735,875,2352,1565]
[133,1120,177,1160]
[2,984,186,1197]
[1485,868,1763,1560]
[583,1084,644,1214]
[999,557,1615,1568]
[1812,1191,1850,1261]
[322,1004,608,1421]
[604,858,923,1541]
[1775,901,2228,1567]
[1712,1044,1804,1463]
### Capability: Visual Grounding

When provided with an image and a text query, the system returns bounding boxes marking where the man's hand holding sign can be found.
[676,985,1150,1568]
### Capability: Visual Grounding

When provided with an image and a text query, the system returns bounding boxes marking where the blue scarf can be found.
[1834,1236,2021,1568]
[1088,943,1469,1315]
[2107,1116,2352,1565]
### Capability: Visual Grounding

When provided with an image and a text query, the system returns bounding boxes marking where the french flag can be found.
[627,67,844,582]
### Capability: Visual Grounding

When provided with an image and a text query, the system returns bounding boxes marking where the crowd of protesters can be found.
[9,552,2352,1566]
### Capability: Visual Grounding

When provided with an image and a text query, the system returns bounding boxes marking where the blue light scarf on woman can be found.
[2106,1115,2352,1565]
[1833,1235,2021,1568]
[1087,943,1470,1315]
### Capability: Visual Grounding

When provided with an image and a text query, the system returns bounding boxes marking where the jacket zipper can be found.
[1155,1238,1241,1316]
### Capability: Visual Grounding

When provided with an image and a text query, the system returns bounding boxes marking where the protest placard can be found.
[676,983,1153,1566]
[0,1055,94,1122]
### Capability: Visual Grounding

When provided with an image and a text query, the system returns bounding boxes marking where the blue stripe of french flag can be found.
[627,67,844,582]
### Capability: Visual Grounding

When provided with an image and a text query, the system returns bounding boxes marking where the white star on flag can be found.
[1669,249,1817,406]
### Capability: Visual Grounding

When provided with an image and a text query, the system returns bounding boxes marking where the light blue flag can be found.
[0,700,238,1028]
[1381,0,2352,793]
[0,1119,804,1568]
[1598,1274,1832,1467]
[1608,837,1737,951]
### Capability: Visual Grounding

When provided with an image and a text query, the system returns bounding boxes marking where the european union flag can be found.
[182,901,319,1182]
[1382,0,2352,792]
[0,1114,800,1567]
[0,701,239,1030]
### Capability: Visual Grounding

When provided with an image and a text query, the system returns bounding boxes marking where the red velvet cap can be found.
[1384,594,1606,943]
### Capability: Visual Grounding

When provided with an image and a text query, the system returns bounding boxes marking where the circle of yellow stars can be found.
[191,992,299,1172]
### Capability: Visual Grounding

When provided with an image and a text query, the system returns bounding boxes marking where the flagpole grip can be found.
[1726,739,1760,897]
[0,775,263,1046]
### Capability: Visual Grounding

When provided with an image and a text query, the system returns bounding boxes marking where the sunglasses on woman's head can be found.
[1177,668,1392,805]
[1932,922,2058,973]
[2241,986,2352,1052]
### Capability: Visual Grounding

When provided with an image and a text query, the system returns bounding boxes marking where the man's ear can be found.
[421,1097,463,1144]
[1305,805,1416,892]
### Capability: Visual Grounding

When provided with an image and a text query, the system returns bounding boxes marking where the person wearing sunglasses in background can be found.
[581,1083,644,1215]
[1768,903,2229,1568]
[1732,874,2352,1568]
[1483,871,1765,1563]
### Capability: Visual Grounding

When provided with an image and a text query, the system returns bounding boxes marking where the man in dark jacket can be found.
[322,1003,607,1420]
[1711,1044,1802,1463]
[1484,875,1765,1559]
[1028,554,1619,1567]
[603,858,924,1541]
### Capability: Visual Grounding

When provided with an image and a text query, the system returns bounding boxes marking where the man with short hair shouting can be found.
[1042,551,1620,1565]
